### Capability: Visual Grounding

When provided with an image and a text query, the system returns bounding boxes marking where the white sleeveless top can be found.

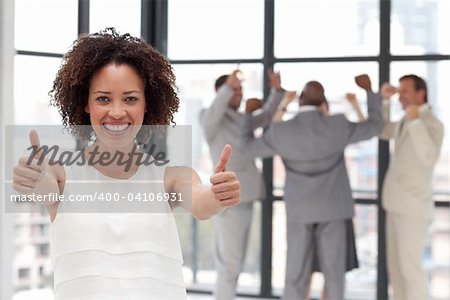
[51,159,186,300]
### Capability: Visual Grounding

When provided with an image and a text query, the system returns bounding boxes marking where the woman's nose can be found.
[108,102,127,119]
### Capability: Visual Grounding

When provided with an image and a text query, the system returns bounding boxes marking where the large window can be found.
[168,0,449,299]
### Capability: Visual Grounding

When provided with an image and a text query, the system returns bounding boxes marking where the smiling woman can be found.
[11,28,241,300]
[50,28,179,142]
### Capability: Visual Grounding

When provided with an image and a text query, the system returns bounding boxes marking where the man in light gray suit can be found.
[240,75,383,300]
[200,70,284,300]
[380,75,444,300]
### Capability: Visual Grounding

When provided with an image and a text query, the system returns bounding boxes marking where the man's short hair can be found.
[215,75,228,91]
[400,74,428,103]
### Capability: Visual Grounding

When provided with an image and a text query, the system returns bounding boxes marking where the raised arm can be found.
[272,91,297,123]
[199,71,241,137]
[249,69,285,128]
[379,82,399,140]
[239,114,278,159]
[346,93,366,122]
[345,74,383,144]
[165,145,240,220]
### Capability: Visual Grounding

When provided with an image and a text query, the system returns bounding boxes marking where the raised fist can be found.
[355,74,372,92]
[381,82,398,99]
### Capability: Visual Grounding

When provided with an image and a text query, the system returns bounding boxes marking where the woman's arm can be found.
[164,145,240,220]
[13,130,65,221]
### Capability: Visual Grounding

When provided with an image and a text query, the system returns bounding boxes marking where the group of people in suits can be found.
[200,70,443,300]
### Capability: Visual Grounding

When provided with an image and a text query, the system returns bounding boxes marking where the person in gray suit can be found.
[240,74,383,300]
[200,69,284,300]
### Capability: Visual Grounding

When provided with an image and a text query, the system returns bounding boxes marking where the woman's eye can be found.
[96,96,109,103]
[125,97,138,102]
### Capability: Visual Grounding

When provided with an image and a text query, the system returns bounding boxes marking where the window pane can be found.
[391,0,450,55]
[13,207,53,297]
[168,0,264,60]
[390,61,450,202]
[273,62,379,197]
[14,55,62,125]
[274,0,379,58]
[428,207,450,299]
[272,202,378,299]
[172,63,263,293]
[90,0,141,37]
[15,0,78,53]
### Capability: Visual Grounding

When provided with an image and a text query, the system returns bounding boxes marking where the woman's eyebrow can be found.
[92,90,142,95]
[93,91,111,94]
[123,90,142,95]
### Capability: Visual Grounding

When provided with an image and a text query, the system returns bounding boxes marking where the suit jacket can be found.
[380,101,444,219]
[200,85,284,203]
[240,92,383,223]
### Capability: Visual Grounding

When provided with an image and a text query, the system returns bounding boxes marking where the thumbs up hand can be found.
[13,129,50,194]
[209,144,240,208]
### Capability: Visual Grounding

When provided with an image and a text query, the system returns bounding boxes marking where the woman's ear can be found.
[85,105,90,114]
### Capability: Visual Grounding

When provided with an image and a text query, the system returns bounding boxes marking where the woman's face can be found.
[85,63,146,149]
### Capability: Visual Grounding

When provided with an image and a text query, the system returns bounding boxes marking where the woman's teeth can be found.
[104,124,130,131]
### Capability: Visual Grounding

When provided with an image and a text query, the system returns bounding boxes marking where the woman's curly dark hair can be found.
[50,27,179,141]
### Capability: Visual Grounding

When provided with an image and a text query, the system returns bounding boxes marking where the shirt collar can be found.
[298,105,319,113]
[419,103,429,113]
